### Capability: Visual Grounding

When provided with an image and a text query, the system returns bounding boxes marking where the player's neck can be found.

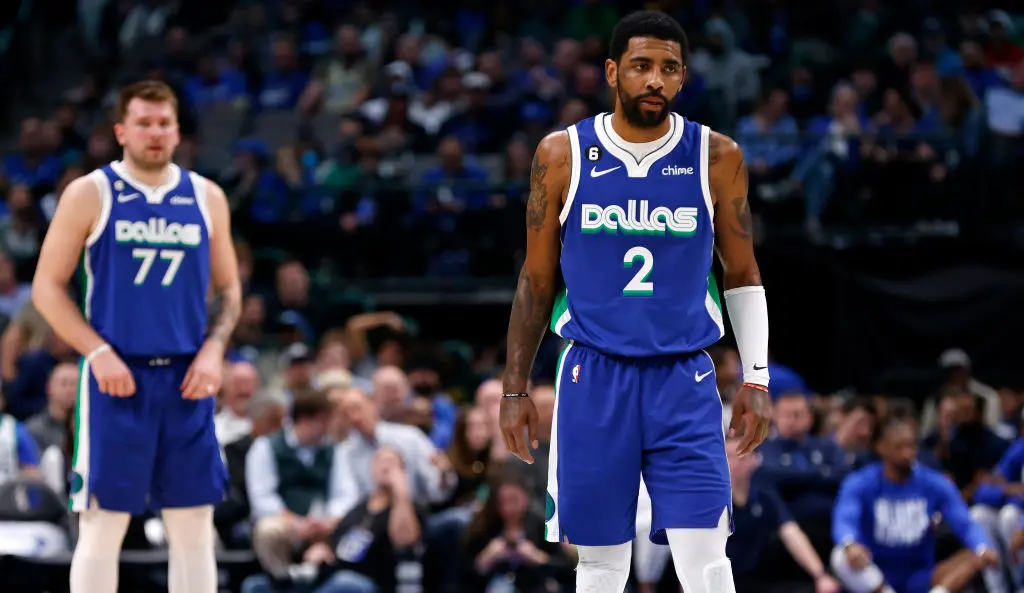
[120,157,174,189]
[882,465,911,483]
[609,111,671,144]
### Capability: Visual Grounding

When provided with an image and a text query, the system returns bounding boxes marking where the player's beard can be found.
[617,78,672,129]
[125,145,172,172]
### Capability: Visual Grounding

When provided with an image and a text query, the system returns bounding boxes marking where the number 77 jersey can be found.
[80,162,212,357]
[550,113,725,357]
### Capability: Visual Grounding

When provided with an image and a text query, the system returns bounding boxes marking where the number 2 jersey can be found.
[550,113,724,357]
[80,161,211,356]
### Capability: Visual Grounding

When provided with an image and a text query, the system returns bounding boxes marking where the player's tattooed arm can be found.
[203,180,242,348]
[504,131,571,393]
[708,131,762,290]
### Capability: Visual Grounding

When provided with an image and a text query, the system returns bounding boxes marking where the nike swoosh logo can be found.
[695,370,713,382]
[590,166,620,178]
[752,364,768,370]
[117,192,141,203]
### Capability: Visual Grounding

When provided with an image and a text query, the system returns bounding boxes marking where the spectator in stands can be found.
[923,388,1008,500]
[184,54,250,112]
[273,343,316,408]
[25,361,76,452]
[474,378,508,462]
[216,361,262,446]
[831,418,1000,593]
[414,136,489,235]
[345,311,408,379]
[0,409,40,485]
[333,387,455,516]
[831,397,878,467]
[0,250,30,328]
[3,329,76,421]
[727,437,840,593]
[258,35,309,112]
[689,17,762,124]
[246,388,342,583]
[758,392,849,523]
[406,357,457,449]
[1,118,63,190]
[0,183,44,266]
[242,447,423,593]
[463,469,571,593]
[217,389,288,550]
[447,407,498,512]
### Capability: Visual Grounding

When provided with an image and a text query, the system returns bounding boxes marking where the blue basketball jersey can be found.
[550,113,724,357]
[80,162,211,356]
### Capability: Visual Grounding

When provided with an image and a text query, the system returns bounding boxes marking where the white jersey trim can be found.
[593,112,685,178]
[190,172,214,238]
[700,125,725,338]
[559,126,582,225]
[85,169,112,248]
[109,161,180,205]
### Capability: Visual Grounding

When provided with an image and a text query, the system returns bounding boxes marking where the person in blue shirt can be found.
[831,418,999,593]
[757,392,850,522]
[0,411,41,482]
[969,435,1024,592]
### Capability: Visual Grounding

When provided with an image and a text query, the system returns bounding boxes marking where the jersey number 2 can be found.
[132,248,185,286]
[622,246,654,296]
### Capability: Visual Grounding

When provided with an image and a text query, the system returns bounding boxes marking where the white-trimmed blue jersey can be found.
[80,162,211,356]
[550,113,724,357]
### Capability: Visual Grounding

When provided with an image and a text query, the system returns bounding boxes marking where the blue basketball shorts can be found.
[544,342,732,546]
[69,354,227,514]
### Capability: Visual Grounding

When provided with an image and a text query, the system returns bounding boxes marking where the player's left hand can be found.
[499,395,540,464]
[181,343,224,400]
[729,385,771,456]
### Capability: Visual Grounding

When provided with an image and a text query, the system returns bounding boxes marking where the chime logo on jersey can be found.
[572,364,581,383]
[114,218,203,247]
[580,200,698,236]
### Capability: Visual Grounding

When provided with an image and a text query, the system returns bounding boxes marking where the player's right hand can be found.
[844,543,871,570]
[90,349,136,397]
[499,395,540,464]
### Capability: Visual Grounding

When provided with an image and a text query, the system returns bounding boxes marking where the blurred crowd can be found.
[0,0,1023,592]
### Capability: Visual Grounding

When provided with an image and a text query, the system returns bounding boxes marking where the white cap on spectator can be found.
[938,348,971,369]
[462,71,491,90]
[385,60,412,80]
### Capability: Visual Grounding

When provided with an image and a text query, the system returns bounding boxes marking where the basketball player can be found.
[32,81,241,593]
[500,11,772,593]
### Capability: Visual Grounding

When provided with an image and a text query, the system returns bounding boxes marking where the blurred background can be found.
[0,0,1021,592]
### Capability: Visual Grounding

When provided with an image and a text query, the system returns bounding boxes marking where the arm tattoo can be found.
[504,266,555,392]
[709,133,722,166]
[207,283,242,347]
[729,197,753,241]
[526,152,549,231]
[733,158,747,185]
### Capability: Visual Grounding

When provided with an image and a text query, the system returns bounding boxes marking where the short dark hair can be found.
[115,80,178,122]
[609,10,689,64]
[874,416,914,444]
[842,397,877,417]
[291,388,332,421]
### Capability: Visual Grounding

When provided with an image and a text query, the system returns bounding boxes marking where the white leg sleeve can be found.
[830,545,887,593]
[970,505,1010,593]
[634,480,671,585]
[70,508,131,593]
[664,509,734,593]
[162,505,218,593]
[575,542,632,593]
[999,504,1023,588]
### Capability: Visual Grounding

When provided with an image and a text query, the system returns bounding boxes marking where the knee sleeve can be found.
[664,509,733,593]
[830,545,886,593]
[162,506,217,593]
[999,504,1022,546]
[633,535,671,584]
[576,542,632,593]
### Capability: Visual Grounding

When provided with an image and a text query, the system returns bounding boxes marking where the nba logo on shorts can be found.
[572,364,581,383]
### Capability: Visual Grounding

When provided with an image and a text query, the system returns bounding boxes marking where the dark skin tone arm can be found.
[708,131,772,456]
[500,131,571,464]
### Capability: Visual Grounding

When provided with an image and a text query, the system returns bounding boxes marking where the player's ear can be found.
[113,122,126,146]
[604,58,617,88]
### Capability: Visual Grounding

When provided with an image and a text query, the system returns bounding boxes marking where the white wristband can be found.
[86,343,111,363]
[724,286,770,386]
